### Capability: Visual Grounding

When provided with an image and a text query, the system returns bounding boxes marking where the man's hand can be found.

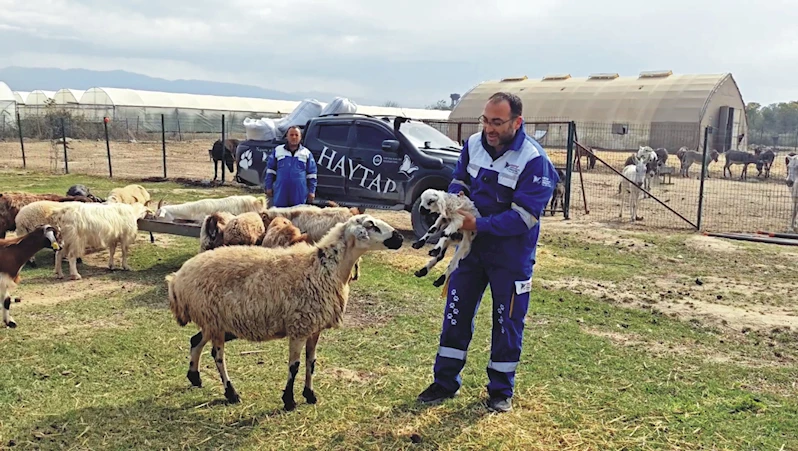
[308,193,315,202]
[265,189,273,197]
[457,209,477,231]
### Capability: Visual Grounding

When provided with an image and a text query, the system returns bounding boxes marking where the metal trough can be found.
[138,218,201,238]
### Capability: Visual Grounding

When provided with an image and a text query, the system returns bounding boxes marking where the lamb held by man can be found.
[411,189,480,288]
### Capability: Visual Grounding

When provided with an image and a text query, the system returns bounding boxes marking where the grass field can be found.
[0,169,796,450]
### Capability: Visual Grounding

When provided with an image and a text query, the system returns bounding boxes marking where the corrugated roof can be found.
[449,72,734,123]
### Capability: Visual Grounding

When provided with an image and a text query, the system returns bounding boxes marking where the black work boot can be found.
[486,394,513,413]
[417,382,458,404]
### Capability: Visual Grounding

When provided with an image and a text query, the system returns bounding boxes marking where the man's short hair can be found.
[287,125,301,133]
[488,92,523,118]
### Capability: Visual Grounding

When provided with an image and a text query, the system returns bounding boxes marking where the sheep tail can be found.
[166,273,191,326]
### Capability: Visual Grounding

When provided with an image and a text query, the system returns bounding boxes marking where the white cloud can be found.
[0,0,797,106]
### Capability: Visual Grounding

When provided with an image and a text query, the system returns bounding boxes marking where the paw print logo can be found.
[239,150,253,169]
[451,319,457,326]
[449,303,455,309]
[497,304,505,315]
[453,308,459,315]
[447,313,453,320]
[453,294,459,303]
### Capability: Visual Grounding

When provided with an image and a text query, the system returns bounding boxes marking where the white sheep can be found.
[14,200,81,267]
[411,189,480,288]
[50,202,152,280]
[107,184,151,206]
[165,214,404,409]
[619,156,647,223]
[155,195,267,223]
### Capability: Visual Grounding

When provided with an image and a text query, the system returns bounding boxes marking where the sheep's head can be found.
[39,224,63,252]
[710,149,720,162]
[419,189,446,215]
[786,155,798,188]
[347,214,403,250]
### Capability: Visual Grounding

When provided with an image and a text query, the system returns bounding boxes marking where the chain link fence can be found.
[1,110,795,234]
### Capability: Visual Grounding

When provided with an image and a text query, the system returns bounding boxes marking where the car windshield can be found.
[398,120,461,150]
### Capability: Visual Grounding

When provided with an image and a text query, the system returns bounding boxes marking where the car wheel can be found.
[411,196,440,243]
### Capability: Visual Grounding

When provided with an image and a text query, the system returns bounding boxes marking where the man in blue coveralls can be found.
[417,92,559,412]
[264,126,318,207]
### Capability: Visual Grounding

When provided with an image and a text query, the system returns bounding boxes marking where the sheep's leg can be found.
[416,242,450,278]
[282,337,305,411]
[108,242,117,270]
[790,201,798,232]
[619,184,625,218]
[68,256,81,280]
[121,242,131,271]
[187,331,209,387]
[54,250,64,279]
[412,216,447,249]
[3,294,16,328]
[211,339,239,403]
[302,332,320,404]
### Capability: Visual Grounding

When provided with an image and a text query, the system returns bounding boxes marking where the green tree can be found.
[426,100,451,110]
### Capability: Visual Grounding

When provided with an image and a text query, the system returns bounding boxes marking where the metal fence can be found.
[0,112,794,235]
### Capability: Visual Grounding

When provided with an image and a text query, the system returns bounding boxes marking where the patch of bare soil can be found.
[324,367,379,384]
[14,277,149,307]
[684,235,745,253]
[541,277,798,332]
[344,291,398,328]
[581,327,793,368]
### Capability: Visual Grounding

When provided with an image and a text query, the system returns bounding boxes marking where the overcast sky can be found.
[1,0,796,107]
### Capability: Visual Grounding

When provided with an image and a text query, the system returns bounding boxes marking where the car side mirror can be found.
[381,139,400,152]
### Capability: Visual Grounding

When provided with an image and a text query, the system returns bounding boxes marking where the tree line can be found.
[745,102,798,147]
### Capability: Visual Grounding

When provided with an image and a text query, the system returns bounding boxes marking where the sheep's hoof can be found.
[187,370,202,387]
[450,232,463,241]
[432,275,446,287]
[224,382,240,403]
[122,266,131,271]
[428,247,441,257]
[70,274,82,281]
[415,268,428,278]
[303,387,317,404]
[13,297,21,303]
[26,261,37,268]
[76,258,83,264]
[282,391,296,411]
[411,240,425,249]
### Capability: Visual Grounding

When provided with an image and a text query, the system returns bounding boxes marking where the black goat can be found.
[209,139,240,181]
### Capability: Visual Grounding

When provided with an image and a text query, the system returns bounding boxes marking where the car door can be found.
[347,120,403,202]
[306,120,353,198]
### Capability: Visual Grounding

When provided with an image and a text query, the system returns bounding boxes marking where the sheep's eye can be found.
[373,226,381,233]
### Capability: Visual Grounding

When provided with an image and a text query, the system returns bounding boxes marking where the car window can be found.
[317,124,350,146]
[356,124,393,151]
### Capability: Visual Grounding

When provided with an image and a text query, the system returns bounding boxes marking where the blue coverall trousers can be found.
[433,236,533,398]
[271,159,310,207]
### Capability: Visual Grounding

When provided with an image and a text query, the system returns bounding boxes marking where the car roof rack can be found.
[317,112,376,119]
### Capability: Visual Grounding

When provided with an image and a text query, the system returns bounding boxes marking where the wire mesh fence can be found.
[1,111,796,235]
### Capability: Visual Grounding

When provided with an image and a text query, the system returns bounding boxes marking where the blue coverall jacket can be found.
[264,144,318,208]
[433,124,559,398]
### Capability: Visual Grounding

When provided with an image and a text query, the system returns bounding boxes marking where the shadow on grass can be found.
[12,395,271,449]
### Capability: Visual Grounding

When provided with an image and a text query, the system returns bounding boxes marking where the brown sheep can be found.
[0,192,94,239]
[261,217,312,248]
[165,214,404,409]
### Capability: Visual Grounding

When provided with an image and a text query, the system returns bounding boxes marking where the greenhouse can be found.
[0,82,15,127]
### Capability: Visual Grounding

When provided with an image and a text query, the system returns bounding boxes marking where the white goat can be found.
[786,155,798,232]
[411,189,480,287]
[50,202,151,280]
[619,156,647,223]
[155,195,267,222]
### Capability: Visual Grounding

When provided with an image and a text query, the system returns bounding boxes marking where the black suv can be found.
[234,114,462,239]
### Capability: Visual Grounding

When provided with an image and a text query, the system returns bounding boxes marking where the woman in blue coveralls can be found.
[264,126,318,207]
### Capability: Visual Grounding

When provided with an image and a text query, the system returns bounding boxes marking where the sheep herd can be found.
[0,180,437,410]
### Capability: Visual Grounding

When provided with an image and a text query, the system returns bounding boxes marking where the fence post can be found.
[103,117,113,177]
[696,126,711,231]
[221,114,226,184]
[563,121,575,219]
[16,112,25,168]
[61,117,69,174]
[161,114,167,179]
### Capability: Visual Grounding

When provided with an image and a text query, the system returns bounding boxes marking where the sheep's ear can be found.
[363,218,375,229]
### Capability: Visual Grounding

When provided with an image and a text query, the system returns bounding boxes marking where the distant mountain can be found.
[0,66,372,104]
